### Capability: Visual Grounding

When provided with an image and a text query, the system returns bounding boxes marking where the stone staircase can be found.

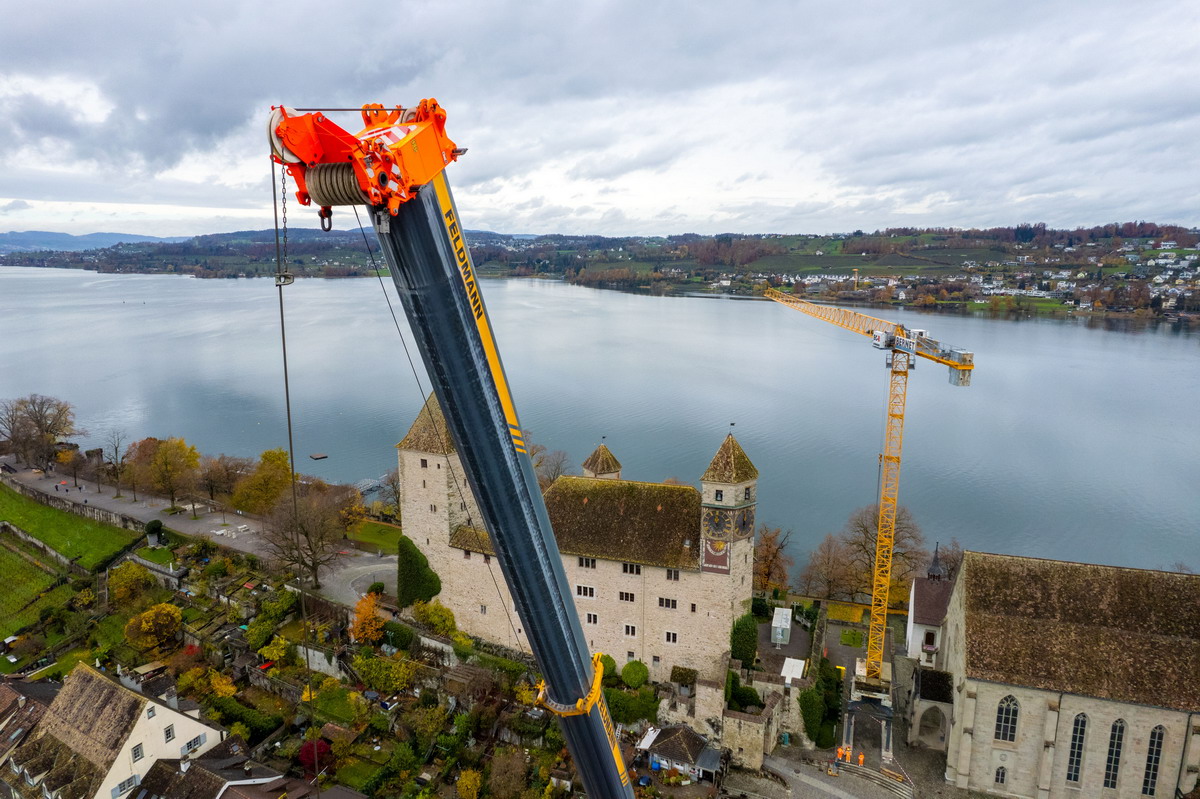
[838,763,915,799]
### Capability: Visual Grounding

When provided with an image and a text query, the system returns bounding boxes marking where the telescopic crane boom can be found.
[270,102,633,799]
[763,288,973,696]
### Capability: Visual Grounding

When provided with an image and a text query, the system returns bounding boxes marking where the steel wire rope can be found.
[271,159,322,797]
[351,205,529,657]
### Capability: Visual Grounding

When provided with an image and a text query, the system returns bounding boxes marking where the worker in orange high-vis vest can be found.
[858,751,865,767]
[836,746,844,761]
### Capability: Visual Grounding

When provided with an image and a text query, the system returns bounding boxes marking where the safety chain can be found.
[276,166,294,287]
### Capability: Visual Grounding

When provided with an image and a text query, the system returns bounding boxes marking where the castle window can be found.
[622,563,641,575]
[665,631,677,644]
[132,743,143,762]
[576,585,595,598]
[586,613,597,624]
[691,603,696,613]
[665,569,679,581]
[652,655,660,664]
[1067,713,1087,783]
[430,504,437,512]
[420,458,428,468]
[627,651,634,661]
[480,605,486,614]
[994,767,1006,785]
[422,480,426,488]
[579,557,596,569]
[624,625,636,637]
[714,490,723,502]
[460,501,466,510]
[463,550,471,560]
[658,597,677,609]
[1142,725,1164,795]
[619,591,635,602]
[484,555,491,564]
[994,695,1018,742]
[744,487,751,500]
[1104,719,1126,788]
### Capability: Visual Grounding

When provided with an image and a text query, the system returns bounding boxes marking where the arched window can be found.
[994,695,1019,742]
[1142,725,1165,795]
[1067,713,1088,783]
[1104,719,1126,789]
[995,766,1007,785]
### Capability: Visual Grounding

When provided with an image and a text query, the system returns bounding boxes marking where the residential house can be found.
[637,725,723,783]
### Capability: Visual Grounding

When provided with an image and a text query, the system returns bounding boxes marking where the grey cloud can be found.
[0,200,32,213]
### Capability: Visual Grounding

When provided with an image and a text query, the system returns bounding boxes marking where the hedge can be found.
[396,535,441,609]
[730,612,758,666]
[208,696,282,743]
[669,665,697,686]
[381,620,415,650]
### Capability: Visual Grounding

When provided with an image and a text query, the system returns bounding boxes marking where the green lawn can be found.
[315,686,358,724]
[839,628,863,648]
[0,483,139,569]
[351,521,403,554]
[28,646,91,680]
[136,547,174,566]
[0,547,74,638]
[92,613,131,650]
[335,758,382,791]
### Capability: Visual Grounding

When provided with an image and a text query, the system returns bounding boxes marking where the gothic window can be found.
[1066,713,1087,783]
[994,695,1018,742]
[1142,725,1164,795]
[1104,719,1126,789]
[994,766,1007,785]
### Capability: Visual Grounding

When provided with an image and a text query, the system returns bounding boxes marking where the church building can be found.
[396,401,757,683]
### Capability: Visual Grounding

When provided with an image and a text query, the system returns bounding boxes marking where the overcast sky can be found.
[1,0,1197,237]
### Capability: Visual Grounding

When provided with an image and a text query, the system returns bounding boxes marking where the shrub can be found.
[733,685,761,710]
[669,665,697,686]
[208,696,282,742]
[203,559,228,578]
[396,535,441,608]
[730,613,758,666]
[621,660,648,689]
[598,653,619,685]
[603,687,659,725]
[412,600,455,637]
[798,687,823,740]
[381,620,415,650]
[817,720,837,749]
[109,561,154,604]
[144,519,163,537]
[751,596,770,619]
[368,581,386,595]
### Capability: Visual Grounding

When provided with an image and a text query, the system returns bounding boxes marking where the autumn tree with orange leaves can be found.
[351,592,384,645]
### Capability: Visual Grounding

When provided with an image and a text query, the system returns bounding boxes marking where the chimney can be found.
[243,762,252,777]
[180,755,190,773]
[17,695,26,709]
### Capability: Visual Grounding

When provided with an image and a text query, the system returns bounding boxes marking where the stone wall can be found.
[0,521,89,576]
[0,474,146,532]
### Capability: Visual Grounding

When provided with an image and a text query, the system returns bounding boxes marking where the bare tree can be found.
[838,504,928,601]
[535,449,571,490]
[797,533,855,599]
[0,394,79,469]
[380,467,403,514]
[106,429,128,497]
[753,525,794,592]
[936,537,964,579]
[199,454,250,501]
[261,486,355,589]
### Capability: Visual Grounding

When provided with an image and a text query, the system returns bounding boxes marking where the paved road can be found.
[1,458,389,609]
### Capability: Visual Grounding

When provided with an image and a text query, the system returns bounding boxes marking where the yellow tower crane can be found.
[763,288,974,700]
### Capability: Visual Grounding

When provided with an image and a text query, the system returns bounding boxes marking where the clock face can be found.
[734,508,756,539]
[703,507,731,539]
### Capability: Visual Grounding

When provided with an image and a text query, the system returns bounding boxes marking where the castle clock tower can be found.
[699,433,759,576]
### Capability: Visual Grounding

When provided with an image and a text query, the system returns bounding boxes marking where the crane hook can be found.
[318,206,333,232]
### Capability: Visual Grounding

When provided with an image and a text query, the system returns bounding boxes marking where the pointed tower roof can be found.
[702,434,758,483]
[581,444,621,476]
[396,397,455,454]
[927,542,947,581]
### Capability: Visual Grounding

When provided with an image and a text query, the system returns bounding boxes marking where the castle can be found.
[396,401,756,683]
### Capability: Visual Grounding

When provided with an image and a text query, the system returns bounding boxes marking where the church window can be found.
[576,585,595,598]
[714,490,723,502]
[923,630,935,647]
[586,613,597,624]
[744,487,751,500]
[994,767,1006,785]
[578,557,596,569]
[1104,719,1126,788]
[624,625,636,637]
[1141,725,1164,795]
[619,591,635,602]
[994,695,1018,742]
[420,458,428,468]
[665,568,679,581]
[658,597,677,609]
[665,631,677,644]
[1067,713,1087,783]
[622,563,641,575]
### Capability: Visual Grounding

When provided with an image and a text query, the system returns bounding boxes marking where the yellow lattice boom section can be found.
[763,288,895,338]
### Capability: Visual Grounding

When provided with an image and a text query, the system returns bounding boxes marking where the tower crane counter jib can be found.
[269,103,633,799]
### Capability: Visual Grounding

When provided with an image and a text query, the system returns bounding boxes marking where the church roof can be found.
[960,552,1200,713]
[910,576,954,627]
[451,476,702,569]
[581,444,621,475]
[701,434,758,484]
[396,398,455,454]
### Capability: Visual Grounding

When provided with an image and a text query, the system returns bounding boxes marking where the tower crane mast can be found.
[763,288,973,699]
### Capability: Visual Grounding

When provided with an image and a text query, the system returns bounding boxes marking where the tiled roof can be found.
[396,398,455,454]
[581,444,621,475]
[910,576,954,627]
[452,477,702,569]
[648,725,708,765]
[701,434,758,484]
[36,662,145,770]
[961,552,1200,713]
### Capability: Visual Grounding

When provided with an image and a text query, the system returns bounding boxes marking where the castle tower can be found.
[699,433,758,578]
[581,444,622,480]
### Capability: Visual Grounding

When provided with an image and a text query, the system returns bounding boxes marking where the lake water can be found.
[1,265,1196,572]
